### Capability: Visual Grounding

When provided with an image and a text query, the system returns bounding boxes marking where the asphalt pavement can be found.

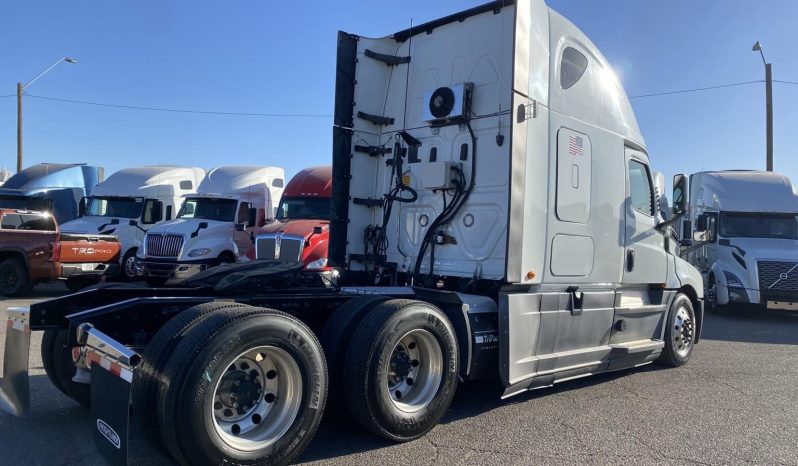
[1,282,797,465]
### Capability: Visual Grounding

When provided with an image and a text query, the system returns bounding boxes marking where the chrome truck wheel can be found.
[673,306,695,358]
[211,346,303,451]
[658,293,696,367]
[344,299,458,441]
[386,329,443,413]
[122,251,137,280]
[156,306,327,466]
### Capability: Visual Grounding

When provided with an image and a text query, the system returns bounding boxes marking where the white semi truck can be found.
[679,170,798,312]
[134,165,285,284]
[0,2,704,466]
[59,166,206,284]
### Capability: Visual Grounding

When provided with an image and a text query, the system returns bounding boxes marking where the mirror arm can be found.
[656,210,685,232]
[679,240,711,258]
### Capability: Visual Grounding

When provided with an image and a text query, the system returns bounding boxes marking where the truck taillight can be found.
[50,241,61,262]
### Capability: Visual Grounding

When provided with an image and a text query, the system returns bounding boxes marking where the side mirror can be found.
[235,223,246,232]
[672,174,687,215]
[129,219,138,226]
[248,207,257,228]
[78,197,87,217]
[199,221,208,230]
[693,229,714,243]
[110,218,120,225]
[313,226,323,235]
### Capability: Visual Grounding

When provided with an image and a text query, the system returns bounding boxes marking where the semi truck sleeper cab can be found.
[0,2,704,466]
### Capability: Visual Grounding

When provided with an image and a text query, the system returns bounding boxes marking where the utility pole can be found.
[16,57,77,173]
[16,83,23,173]
[765,62,773,172]
[753,41,773,171]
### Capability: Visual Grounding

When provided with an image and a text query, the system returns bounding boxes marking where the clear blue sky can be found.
[2,1,796,186]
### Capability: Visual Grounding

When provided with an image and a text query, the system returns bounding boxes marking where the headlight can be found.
[306,258,328,270]
[188,248,212,257]
[724,271,743,288]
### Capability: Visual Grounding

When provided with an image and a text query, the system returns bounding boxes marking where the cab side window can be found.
[237,203,250,224]
[628,160,654,216]
[142,199,163,224]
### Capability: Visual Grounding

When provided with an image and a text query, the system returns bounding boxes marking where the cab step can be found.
[609,340,664,354]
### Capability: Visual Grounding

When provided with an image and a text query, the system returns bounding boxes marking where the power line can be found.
[3,78,795,112]
[629,80,763,99]
[24,94,333,118]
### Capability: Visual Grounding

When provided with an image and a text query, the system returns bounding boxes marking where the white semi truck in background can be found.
[680,170,798,313]
[135,165,284,284]
[1,2,705,466]
[59,166,206,285]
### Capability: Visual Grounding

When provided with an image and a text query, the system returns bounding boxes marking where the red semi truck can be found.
[246,166,332,277]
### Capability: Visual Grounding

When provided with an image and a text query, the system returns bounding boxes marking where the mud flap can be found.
[0,311,31,416]
[91,364,130,466]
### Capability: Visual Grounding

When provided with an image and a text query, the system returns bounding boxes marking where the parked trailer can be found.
[0,2,704,466]
[678,170,798,312]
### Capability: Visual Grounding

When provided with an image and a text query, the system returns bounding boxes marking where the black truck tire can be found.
[132,301,251,450]
[319,295,389,420]
[42,329,91,407]
[343,299,458,442]
[0,257,30,297]
[657,293,697,367]
[157,306,327,466]
[41,329,67,396]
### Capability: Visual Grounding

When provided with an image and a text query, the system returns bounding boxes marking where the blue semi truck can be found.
[0,163,103,224]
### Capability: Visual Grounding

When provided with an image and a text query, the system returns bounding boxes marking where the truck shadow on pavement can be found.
[298,366,649,463]
[700,308,798,345]
[9,365,659,465]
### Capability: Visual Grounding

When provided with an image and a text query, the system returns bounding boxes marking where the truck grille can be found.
[758,261,798,292]
[146,234,184,258]
[255,234,304,261]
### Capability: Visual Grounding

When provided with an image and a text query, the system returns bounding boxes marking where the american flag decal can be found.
[569,135,584,156]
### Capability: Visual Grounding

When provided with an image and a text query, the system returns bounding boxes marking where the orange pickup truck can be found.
[0,209,120,296]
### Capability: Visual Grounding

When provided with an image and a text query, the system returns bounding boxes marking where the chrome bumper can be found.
[61,262,120,278]
[135,258,210,280]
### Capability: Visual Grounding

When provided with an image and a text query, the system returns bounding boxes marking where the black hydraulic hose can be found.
[413,120,478,282]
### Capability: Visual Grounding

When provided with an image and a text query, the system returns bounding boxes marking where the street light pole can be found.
[16,83,23,173]
[752,41,773,172]
[765,62,773,172]
[16,57,77,173]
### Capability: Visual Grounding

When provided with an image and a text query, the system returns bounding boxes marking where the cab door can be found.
[623,149,667,284]
[234,202,253,259]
